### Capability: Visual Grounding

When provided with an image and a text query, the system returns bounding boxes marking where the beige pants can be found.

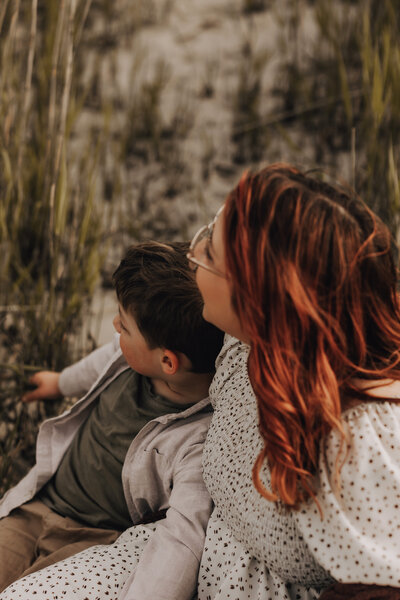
[0,499,121,593]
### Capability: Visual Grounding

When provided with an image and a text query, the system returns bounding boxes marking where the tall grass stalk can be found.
[274,0,400,232]
[0,0,107,368]
[0,0,110,492]
[232,33,270,164]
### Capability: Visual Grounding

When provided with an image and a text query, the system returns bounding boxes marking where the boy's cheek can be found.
[119,338,133,363]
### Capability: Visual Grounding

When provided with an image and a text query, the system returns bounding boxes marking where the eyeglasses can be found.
[187,206,226,278]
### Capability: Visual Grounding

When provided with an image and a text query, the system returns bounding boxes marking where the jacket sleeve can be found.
[58,334,121,398]
[119,440,212,600]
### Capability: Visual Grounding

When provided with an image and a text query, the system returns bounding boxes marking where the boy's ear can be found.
[160,350,180,375]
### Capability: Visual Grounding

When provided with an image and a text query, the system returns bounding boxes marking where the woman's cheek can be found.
[195,268,209,304]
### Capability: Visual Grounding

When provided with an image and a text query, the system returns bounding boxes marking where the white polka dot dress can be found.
[0,523,156,600]
[295,400,400,586]
[198,336,400,598]
[198,509,320,600]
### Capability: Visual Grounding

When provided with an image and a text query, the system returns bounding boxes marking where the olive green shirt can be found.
[40,369,193,529]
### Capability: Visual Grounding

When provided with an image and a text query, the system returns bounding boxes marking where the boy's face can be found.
[113,305,160,376]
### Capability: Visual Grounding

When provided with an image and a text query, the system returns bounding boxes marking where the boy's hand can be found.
[21,371,62,403]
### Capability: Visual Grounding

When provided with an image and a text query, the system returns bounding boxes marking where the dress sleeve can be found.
[295,402,400,587]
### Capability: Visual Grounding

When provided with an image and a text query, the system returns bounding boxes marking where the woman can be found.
[3,163,399,600]
[187,163,400,599]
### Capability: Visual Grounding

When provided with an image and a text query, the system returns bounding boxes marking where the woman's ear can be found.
[160,350,180,375]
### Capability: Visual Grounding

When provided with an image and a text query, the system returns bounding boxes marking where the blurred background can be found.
[1,0,399,493]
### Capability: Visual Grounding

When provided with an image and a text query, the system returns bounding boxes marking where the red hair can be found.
[223,163,400,508]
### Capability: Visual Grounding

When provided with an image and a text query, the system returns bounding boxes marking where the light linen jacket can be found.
[0,335,213,600]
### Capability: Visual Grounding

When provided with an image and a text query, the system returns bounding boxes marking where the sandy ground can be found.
[86,0,310,346]
[90,287,118,346]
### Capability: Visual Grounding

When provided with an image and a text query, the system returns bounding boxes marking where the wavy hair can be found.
[223,163,400,507]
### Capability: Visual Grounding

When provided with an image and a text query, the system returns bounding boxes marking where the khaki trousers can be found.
[0,499,121,593]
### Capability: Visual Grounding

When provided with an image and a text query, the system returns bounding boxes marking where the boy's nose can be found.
[113,314,121,333]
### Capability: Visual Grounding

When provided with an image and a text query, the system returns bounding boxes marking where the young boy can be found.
[0,241,223,600]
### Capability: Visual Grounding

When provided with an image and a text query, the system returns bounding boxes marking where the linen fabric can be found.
[0,334,213,600]
[0,499,121,592]
[40,369,191,529]
[0,524,157,600]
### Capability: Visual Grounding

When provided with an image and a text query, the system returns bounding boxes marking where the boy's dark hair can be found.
[113,241,224,373]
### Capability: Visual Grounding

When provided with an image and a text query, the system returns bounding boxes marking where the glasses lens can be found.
[188,206,225,278]
[190,224,209,253]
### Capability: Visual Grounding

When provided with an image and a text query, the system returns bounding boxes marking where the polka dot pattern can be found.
[0,524,156,599]
[201,336,400,596]
[203,336,331,587]
[295,400,400,586]
[198,509,321,600]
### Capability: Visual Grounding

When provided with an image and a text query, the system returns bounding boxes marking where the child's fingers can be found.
[21,387,40,403]
[20,371,61,402]
[21,373,42,402]
[28,372,40,385]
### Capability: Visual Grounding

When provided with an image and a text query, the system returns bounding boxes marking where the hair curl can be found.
[223,163,400,507]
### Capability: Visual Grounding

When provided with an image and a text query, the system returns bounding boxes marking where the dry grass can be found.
[0,0,111,493]
[273,0,400,232]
